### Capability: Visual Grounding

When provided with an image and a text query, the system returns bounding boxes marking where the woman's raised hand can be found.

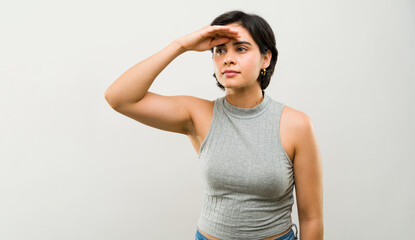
[176,25,240,52]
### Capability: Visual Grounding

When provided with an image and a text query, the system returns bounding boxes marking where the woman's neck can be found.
[224,89,264,108]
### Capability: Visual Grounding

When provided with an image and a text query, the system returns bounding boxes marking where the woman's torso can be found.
[186,96,297,240]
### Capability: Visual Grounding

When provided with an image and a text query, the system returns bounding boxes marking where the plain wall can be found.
[1,0,414,239]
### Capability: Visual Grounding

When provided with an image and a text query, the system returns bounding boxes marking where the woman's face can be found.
[212,23,271,92]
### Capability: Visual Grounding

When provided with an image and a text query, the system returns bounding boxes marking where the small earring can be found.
[261,68,267,76]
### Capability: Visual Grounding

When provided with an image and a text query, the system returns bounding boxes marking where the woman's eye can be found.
[215,48,225,54]
[237,47,247,52]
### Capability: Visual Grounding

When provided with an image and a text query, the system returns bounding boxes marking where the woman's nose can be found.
[224,52,236,65]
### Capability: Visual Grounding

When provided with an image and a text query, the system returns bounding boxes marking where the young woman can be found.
[105,10,323,240]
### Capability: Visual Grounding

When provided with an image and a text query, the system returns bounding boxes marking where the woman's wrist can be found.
[172,38,188,55]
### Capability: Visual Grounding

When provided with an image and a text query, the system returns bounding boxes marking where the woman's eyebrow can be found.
[215,41,252,48]
[233,41,252,46]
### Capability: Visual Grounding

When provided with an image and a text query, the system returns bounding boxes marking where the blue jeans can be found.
[194,223,299,240]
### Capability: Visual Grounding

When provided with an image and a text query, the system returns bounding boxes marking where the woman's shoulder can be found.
[280,104,313,133]
[181,95,216,108]
[180,95,216,119]
[279,104,317,160]
[180,95,216,138]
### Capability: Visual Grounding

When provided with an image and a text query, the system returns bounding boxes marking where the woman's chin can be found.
[220,79,242,88]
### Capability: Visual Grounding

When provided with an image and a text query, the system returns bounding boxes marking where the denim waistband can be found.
[273,224,298,240]
[194,223,299,240]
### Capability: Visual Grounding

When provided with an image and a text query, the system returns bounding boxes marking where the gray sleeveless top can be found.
[197,93,295,240]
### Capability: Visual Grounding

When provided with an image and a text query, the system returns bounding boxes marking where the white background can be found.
[1,0,414,239]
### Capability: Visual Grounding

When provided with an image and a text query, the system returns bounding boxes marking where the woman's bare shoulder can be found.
[282,104,311,125]
[180,95,216,133]
[184,95,215,104]
[181,95,215,112]
[281,104,314,139]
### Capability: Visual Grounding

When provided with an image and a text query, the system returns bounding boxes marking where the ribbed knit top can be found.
[197,93,295,240]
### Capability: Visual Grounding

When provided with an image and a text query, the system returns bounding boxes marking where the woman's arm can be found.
[104,25,239,108]
[103,26,240,135]
[292,113,324,240]
[104,40,185,108]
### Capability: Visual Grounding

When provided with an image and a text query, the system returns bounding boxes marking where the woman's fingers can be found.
[176,25,240,52]
[202,25,240,39]
[210,37,231,47]
[210,25,239,35]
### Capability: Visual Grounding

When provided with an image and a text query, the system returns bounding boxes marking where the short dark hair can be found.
[210,10,278,96]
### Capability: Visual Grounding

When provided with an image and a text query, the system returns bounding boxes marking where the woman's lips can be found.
[223,70,240,77]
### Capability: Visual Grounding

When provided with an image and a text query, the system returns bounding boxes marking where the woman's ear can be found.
[261,50,272,69]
